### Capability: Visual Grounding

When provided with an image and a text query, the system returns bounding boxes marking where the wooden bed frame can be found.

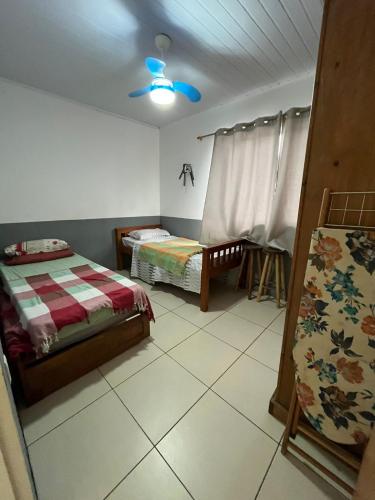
[115,224,244,312]
[8,312,149,406]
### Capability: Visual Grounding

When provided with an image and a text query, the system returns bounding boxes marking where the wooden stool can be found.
[256,247,287,307]
[236,243,263,299]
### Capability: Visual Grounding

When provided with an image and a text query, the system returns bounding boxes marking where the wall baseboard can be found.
[0,216,160,269]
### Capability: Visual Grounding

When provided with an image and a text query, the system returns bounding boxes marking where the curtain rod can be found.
[197,106,310,141]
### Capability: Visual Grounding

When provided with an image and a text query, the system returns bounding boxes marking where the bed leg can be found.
[116,250,125,270]
[200,249,210,311]
[200,278,209,312]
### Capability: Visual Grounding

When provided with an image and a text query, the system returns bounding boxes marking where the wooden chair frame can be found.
[281,188,375,494]
[115,225,244,312]
[281,386,360,495]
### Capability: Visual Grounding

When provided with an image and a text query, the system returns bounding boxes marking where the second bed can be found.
[115,224,244,311]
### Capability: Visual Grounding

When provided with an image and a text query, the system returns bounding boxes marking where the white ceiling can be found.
[0,0,323,127]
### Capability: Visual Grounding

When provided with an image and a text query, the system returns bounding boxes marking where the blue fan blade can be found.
[128,85,152,98]
[145,57,166,77]
[172,81,201,102]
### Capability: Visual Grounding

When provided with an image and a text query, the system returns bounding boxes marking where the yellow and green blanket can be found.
[138,237,203,276]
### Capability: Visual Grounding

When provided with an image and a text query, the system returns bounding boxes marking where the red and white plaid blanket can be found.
[0,292,35,359]
[2,263,154,356]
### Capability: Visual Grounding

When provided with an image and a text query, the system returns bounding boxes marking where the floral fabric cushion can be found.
[294,228,375,445]
[4,239,69,257]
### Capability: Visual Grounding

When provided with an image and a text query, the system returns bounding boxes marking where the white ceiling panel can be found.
[0,0,323,126]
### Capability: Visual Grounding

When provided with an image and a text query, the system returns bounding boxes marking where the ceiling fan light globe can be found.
[150,87,175,105]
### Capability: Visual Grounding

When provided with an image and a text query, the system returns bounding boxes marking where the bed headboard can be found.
[114,224,162,269]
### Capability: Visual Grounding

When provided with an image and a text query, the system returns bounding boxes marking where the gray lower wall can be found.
[0,216,160,269]
[160,216,201,240]
[0,215,293,293]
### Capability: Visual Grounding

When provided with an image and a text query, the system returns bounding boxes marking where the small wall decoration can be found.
[179,163,194,186]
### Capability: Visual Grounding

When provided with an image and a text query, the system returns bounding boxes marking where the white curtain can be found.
[200,114,281,246]
[200,108,310,255]
[266,109,310,254]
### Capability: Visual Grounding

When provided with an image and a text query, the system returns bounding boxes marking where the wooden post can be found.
[247,251,254,299]
[257,253,269,301]
[200,248,210,312]
[275,254,281,308]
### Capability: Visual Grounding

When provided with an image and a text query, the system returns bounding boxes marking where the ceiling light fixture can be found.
[149,78,175,105]
[128,33,201,106]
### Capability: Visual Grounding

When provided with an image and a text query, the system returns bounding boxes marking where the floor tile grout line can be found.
[164,310,270,358]
[155,326,202,354]
[160,305,229,333]
[112,390,155,447]
[165,332,266,396]
[151,283,284,335]
[101,306,227,390]
[153,311,169,320]
[127,271,284,324]
[25,295,282,447]
[267,328,284,336]
[173,306,227,329]
[202,323,268,356]
[100,349,166,390]
[152,299,186,311]
[164,351,212,389]
[101,447,155,500]
[228,302,285,329]
[228,308,283,331]
[209,386,281,445]
[148,349,281,449]
[170,327,245,357]
[26,339,197,449]
[112,360,208,448]
[253,439,280,500]
[225,308,280,329]
[102,310,244,392]
[105,383,209,497]
[165,332,247,390]
[159,347,279,444]
[225,309,279,331]
[27,280,285,497]
[28,371,280,499]
[244,352,279,373]
[153,387,211,447]
[25,386,113,448]
[152,299,280,358]
[154,447,196,500]
[117,353,280,493]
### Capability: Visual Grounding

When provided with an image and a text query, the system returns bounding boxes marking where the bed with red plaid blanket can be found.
[1,262,154,356]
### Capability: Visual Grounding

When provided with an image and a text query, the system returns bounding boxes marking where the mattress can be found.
[0,254,143,356]
[122,236,202,293]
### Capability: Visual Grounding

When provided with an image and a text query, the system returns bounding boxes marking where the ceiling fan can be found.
[128,33,201,105]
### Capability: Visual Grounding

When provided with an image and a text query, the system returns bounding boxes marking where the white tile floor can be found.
[20,280,353,500]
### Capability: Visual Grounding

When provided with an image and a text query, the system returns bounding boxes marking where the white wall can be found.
[160,73,315,220]
[0,79,159,223]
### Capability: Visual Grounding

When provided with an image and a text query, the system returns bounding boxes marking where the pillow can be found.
[4,248,74,266]
[128,228,171,241]
[4,239,69,257]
